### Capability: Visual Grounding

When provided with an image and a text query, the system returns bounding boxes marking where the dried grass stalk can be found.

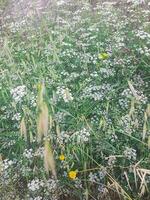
[129,98,135,118]
[49,115,53,130]
[37,102,49,142]
[20,117,27,141]
[128,80,140,101]
[142,112,147,141]
[44,139,57,179]
[142,122,147,141]
[146,104,150,117]
[37,82,45,107]
[0,154,2,175]
[56,123,61,138]
[148,136,150,149]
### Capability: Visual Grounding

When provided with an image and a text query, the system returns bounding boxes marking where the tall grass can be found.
[0,1,150,199]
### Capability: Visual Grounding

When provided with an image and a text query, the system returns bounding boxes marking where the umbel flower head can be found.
[98,53,109,60]
[68,170,77,180]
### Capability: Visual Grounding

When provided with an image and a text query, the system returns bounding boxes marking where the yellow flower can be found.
[98,53,109,60]
[68,170,77,180]
[59,154,65,161]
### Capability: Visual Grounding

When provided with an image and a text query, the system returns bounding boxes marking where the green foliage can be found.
[0,1,150,200]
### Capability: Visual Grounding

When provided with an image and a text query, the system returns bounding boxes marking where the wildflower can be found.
[68,170,77,180]
[124,147,137,160]
[56,86,73,103]
[10,85,26,103]
[72,128,90,143]
[59,154,65,161]
[98,53,109,60]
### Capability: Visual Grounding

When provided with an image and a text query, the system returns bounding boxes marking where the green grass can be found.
[0,1,150,200]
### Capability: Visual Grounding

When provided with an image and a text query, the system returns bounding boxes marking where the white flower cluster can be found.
[133,75,145,88]
[89,169,106,183]
[23,147,46,160]
[23,149,33,159]
[91,115,99,125]
[113,34,125,49]
[1,161,13,184]
[7,140,16,147]
[57,0,66,6]
[29,196,42,200]
[56,86,73,103]
[127,0,145,5]
[135,30,150,41]
[1,159,14,171]
[72,128,90,143]
[74,179,83,189]
[57,131,71,145]
[54,111,67,123]
[81,84,112,101]
[109,133,118,143]
[34,147,44,158]
[28,179,44,192]
[46,178,58,193]
[89,172,99,183]
[57,128,90,144]
[65,72,80,83]
[121,88,132,98]
[118,98,129,109]
[12,112,21,121]
[99,67,115,78]
[106,156,116,166]
[21,165,32,176]
[124,147,137,160]
[120,115,133,134]
[137,46,150,57]
[30,92,36,107]
[8,20,26,33]
[122,87,147,104]
[10,85,26,103]
[98,183,106,194]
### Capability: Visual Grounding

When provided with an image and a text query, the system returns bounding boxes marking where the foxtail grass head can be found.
[44,139,57,179]
[37,102,49,142]
[20,117,27,141]
[37,81,45,107]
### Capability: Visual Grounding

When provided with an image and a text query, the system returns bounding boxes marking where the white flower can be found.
[56,86,73,103]
[89,169,106,183]
[10,85,26,103]
[1,159,14,171]
[57,131,71,144]
[28,179,44,192]
[71,128,90,143]
[106,156,116,166]
[127,0,145,5]
[23,149,33,159]
[124,147,137,160]
[57,0,65,6]
[12,113,21,121]
[81,84,112,101]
